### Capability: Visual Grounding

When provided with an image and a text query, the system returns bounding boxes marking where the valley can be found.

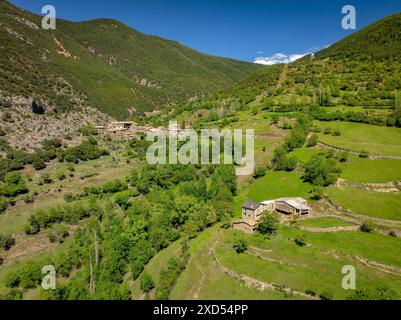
[1,0,401,301]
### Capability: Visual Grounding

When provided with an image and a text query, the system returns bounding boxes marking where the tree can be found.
[233,235,248,253]
[303,155,341,186]
[140,274,155,293]
[258,212,280,236]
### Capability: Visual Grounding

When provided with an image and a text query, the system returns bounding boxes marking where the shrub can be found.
[32,158,46,171]
[360,221,374,233]
[295,235,307,247]
[140,274,155,293]
[0,172,28,197]
[305,289,316,297]
[306,134,319,147]
[320,289,334,300]
[253,166,267,179]
[359,150,369,158]
[0,234,16,251]
[347,286,399,300]
[46,224,69,243]
[323,128,332,135]
[0,198,8,213]
[337,152,348,163]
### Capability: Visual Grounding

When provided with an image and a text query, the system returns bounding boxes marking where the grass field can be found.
[315,121,401,157]
[248,171,313,202]
[339,156,401,183]
[289,146,326,163]
[295,217,356,228]
[169,226,305,300]
[327,185,401,221]
[213,227,401,299]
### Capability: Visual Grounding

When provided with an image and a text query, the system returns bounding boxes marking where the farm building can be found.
[233,197,311,233]
[275,198,311,216]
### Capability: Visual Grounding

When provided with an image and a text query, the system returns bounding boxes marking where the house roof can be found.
[242,200,263,211]
[276,198,310,210]
[276,197,306,203]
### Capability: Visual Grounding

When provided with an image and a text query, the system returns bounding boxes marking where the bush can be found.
[306,134,319,147]
[305,289,316,297]
[323,128,332,135]
[360,221,374,233]
[319,289,334,300]
[359,152,369,158]
[0,234,16,251]
[332,129,342,136]
[337,152,348,163]
[294,235,307,247]
[0,172,28,197]
[140,274,155,293]
[347,286,399,300]
[32,158,46,171]
[0,198,8,213]
[233,236,248,254]
[46,224,69,243]
[0,289,23,300]
[253,166,267,179]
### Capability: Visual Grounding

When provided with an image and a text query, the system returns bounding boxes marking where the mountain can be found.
[0,0,260,119]
[156,12,401,127]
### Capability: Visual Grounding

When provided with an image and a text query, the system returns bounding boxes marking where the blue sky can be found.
[9,0,401,63]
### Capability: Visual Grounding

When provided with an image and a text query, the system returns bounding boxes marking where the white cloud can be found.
[254,52,310,65]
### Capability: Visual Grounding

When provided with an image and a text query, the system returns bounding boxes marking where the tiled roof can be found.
[242,200,263,210]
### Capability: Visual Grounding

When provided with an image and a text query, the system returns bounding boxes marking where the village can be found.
[95,121,184,138]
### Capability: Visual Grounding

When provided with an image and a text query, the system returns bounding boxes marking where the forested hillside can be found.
[0,0,259,118]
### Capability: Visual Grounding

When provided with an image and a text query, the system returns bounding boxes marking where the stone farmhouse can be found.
[233,197,311,233]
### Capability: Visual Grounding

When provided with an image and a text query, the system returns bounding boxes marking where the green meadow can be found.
[315,121,401,157]
[327,185,401,221]
[339,156,401,183]
[248,171,313,202]
[295,217,356,228]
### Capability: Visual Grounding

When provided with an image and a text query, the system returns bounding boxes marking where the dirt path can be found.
[317,142,401,160]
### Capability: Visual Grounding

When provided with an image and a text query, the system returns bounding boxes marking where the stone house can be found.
[233,197,311,233]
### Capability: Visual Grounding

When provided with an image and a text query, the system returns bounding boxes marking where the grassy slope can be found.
[295,217,356,228]
[248,171,313,202]
[327,185,401,221]
[316,121,401,156]
[339,155,401,183]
